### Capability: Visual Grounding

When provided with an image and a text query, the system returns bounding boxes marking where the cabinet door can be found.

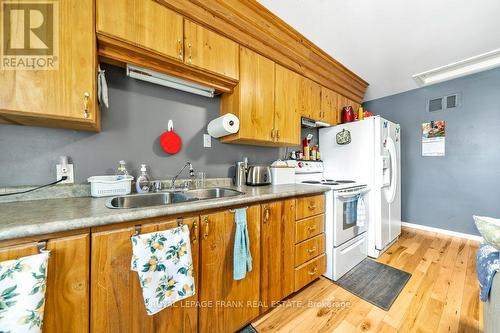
[0,234,90,333]
[275,64,301,145]
[91,217,199,333]
[199,205,261,333]
[221,47,274,143]
[0,0,97,129]
[320,87,338,125]
[96,0,184,61]
[184,20,239,80]
[260,199,295,311]
[299,76,321,119]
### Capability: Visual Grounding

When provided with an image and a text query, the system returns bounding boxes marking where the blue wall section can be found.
[363,67,500,235]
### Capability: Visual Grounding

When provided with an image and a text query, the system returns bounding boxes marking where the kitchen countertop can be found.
[0,184,328,241]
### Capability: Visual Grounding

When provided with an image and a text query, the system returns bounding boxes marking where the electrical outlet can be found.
[203,134,212,148]
[56,164,74,184]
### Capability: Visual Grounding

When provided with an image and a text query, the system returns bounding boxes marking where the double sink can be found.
[105,187,244,209]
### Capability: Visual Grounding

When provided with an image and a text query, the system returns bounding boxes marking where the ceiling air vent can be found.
[427,93,460,112]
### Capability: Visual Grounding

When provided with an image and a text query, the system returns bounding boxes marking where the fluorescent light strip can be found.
[126,65,215,98]
[413,48,500,86]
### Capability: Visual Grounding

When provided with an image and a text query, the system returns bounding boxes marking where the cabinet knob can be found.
[307,225,316,233]
[308,203,317,210]
[308,266,318,276]
[83,92,90,119]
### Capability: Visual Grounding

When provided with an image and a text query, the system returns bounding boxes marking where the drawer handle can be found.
[306,246,317,254]
[264,208,270,223]
[307,225,317,233]
[308,266,318,276]
[177,39,183,60]
[187,43,192,64]
[308,203,317,210]
[203,216,209,239]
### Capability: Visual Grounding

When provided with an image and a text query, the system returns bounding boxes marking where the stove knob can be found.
[298,161,303,168]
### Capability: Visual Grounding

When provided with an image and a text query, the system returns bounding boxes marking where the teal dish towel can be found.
[234,208,252,280]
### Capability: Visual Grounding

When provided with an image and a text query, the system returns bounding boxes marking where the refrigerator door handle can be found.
[386,137,398,204]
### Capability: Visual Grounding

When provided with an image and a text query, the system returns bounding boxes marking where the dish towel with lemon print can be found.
[131,224,195,315]
[0,251,50,333]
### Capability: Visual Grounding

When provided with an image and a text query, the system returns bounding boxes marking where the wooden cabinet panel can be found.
[275,64,301,145]
[260,199,295,311]
[337,94,349,124]
[320,87,339,125]
[184,20,239,80]
[199,205,261,333]
[298,76,321,119]
[295,215,325,244]
[221,47,275,144]
[97,0,184,60]
[294,234,325,267]
[0,235,90,333]
[296,194,325,220]
[91,217,199,333]
[294,254,326,292]
[0,0,98,130]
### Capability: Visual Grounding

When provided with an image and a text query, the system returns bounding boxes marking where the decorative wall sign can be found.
[422,120,445,156]
[336,129,351,145]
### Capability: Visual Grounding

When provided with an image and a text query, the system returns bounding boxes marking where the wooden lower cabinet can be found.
[260,199,295,311]
[199,205,261,333]
[91,217,199,333]
[0,233,90,333]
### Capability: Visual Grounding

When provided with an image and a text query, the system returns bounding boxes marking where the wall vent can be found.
[427,93,460,112]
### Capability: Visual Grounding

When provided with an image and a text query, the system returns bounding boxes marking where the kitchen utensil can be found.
[246,165,272,186]
[160,120,182,154]
[235,161,247,187]
[341,106,355,123]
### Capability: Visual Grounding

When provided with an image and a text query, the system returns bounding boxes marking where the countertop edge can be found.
[0,186,328,242]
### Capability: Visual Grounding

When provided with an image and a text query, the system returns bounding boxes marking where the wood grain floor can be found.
[252,227,482,333]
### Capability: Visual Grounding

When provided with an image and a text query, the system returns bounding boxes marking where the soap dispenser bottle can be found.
[136,164,150,193]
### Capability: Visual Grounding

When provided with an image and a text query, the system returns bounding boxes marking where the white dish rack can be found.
[87,175,134,197]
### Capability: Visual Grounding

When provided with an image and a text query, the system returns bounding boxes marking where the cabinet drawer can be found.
[294,254,326,292]
[295,214,325,243]
[295,234,325,267]
[296,195,325,220]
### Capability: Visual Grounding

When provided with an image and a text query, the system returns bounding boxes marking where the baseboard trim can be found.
[401,222,483,242]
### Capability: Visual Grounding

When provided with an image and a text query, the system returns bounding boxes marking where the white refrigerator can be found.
[319,116,401,258]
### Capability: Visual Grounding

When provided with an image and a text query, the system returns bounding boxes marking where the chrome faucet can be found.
[171,162,195,189]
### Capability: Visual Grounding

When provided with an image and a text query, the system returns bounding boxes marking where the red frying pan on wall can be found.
[160,120,182,154]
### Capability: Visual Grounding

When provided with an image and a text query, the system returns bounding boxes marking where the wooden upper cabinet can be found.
[199,206,261,333]
[184,20,239,80]
[260,199,295,311]
[320,87,339,125]
[96,0,184,60]
[298,76,321,119]
[336,94,349,124]
[0,234,90,333]
[274,64,301,146]
[221,47,275,144]
[0,0,98,131]
[91,217,199,333]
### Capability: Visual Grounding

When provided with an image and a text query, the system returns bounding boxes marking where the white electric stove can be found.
[287,160,369,281]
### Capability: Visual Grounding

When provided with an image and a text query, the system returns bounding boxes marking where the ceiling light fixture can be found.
[413,48,500,86]
[126,64,216,98]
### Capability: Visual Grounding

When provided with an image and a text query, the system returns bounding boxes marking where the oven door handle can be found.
[337,189,370,200]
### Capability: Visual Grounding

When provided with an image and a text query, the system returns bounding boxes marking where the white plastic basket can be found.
[87,175,134,197]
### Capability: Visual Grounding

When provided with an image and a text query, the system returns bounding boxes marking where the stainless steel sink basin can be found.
[105,187,244,209]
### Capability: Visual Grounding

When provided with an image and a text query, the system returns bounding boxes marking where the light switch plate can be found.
[56,164,74,184]
[203,134,212,148]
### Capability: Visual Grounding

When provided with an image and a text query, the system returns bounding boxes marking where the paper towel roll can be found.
[207,113,240,138]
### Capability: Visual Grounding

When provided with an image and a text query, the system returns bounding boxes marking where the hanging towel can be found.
[0,251,50,333]
[476,243,500,301]
[97,65,109,108]
[131,225,195,315]
[344,197,358,225]
[356,194,368,227]
[234,208,252,280]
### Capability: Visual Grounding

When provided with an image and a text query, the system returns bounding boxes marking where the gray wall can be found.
[363,67,500,235]
[0,64,284,186]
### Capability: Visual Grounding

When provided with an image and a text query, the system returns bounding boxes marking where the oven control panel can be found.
[285,160,324,174]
